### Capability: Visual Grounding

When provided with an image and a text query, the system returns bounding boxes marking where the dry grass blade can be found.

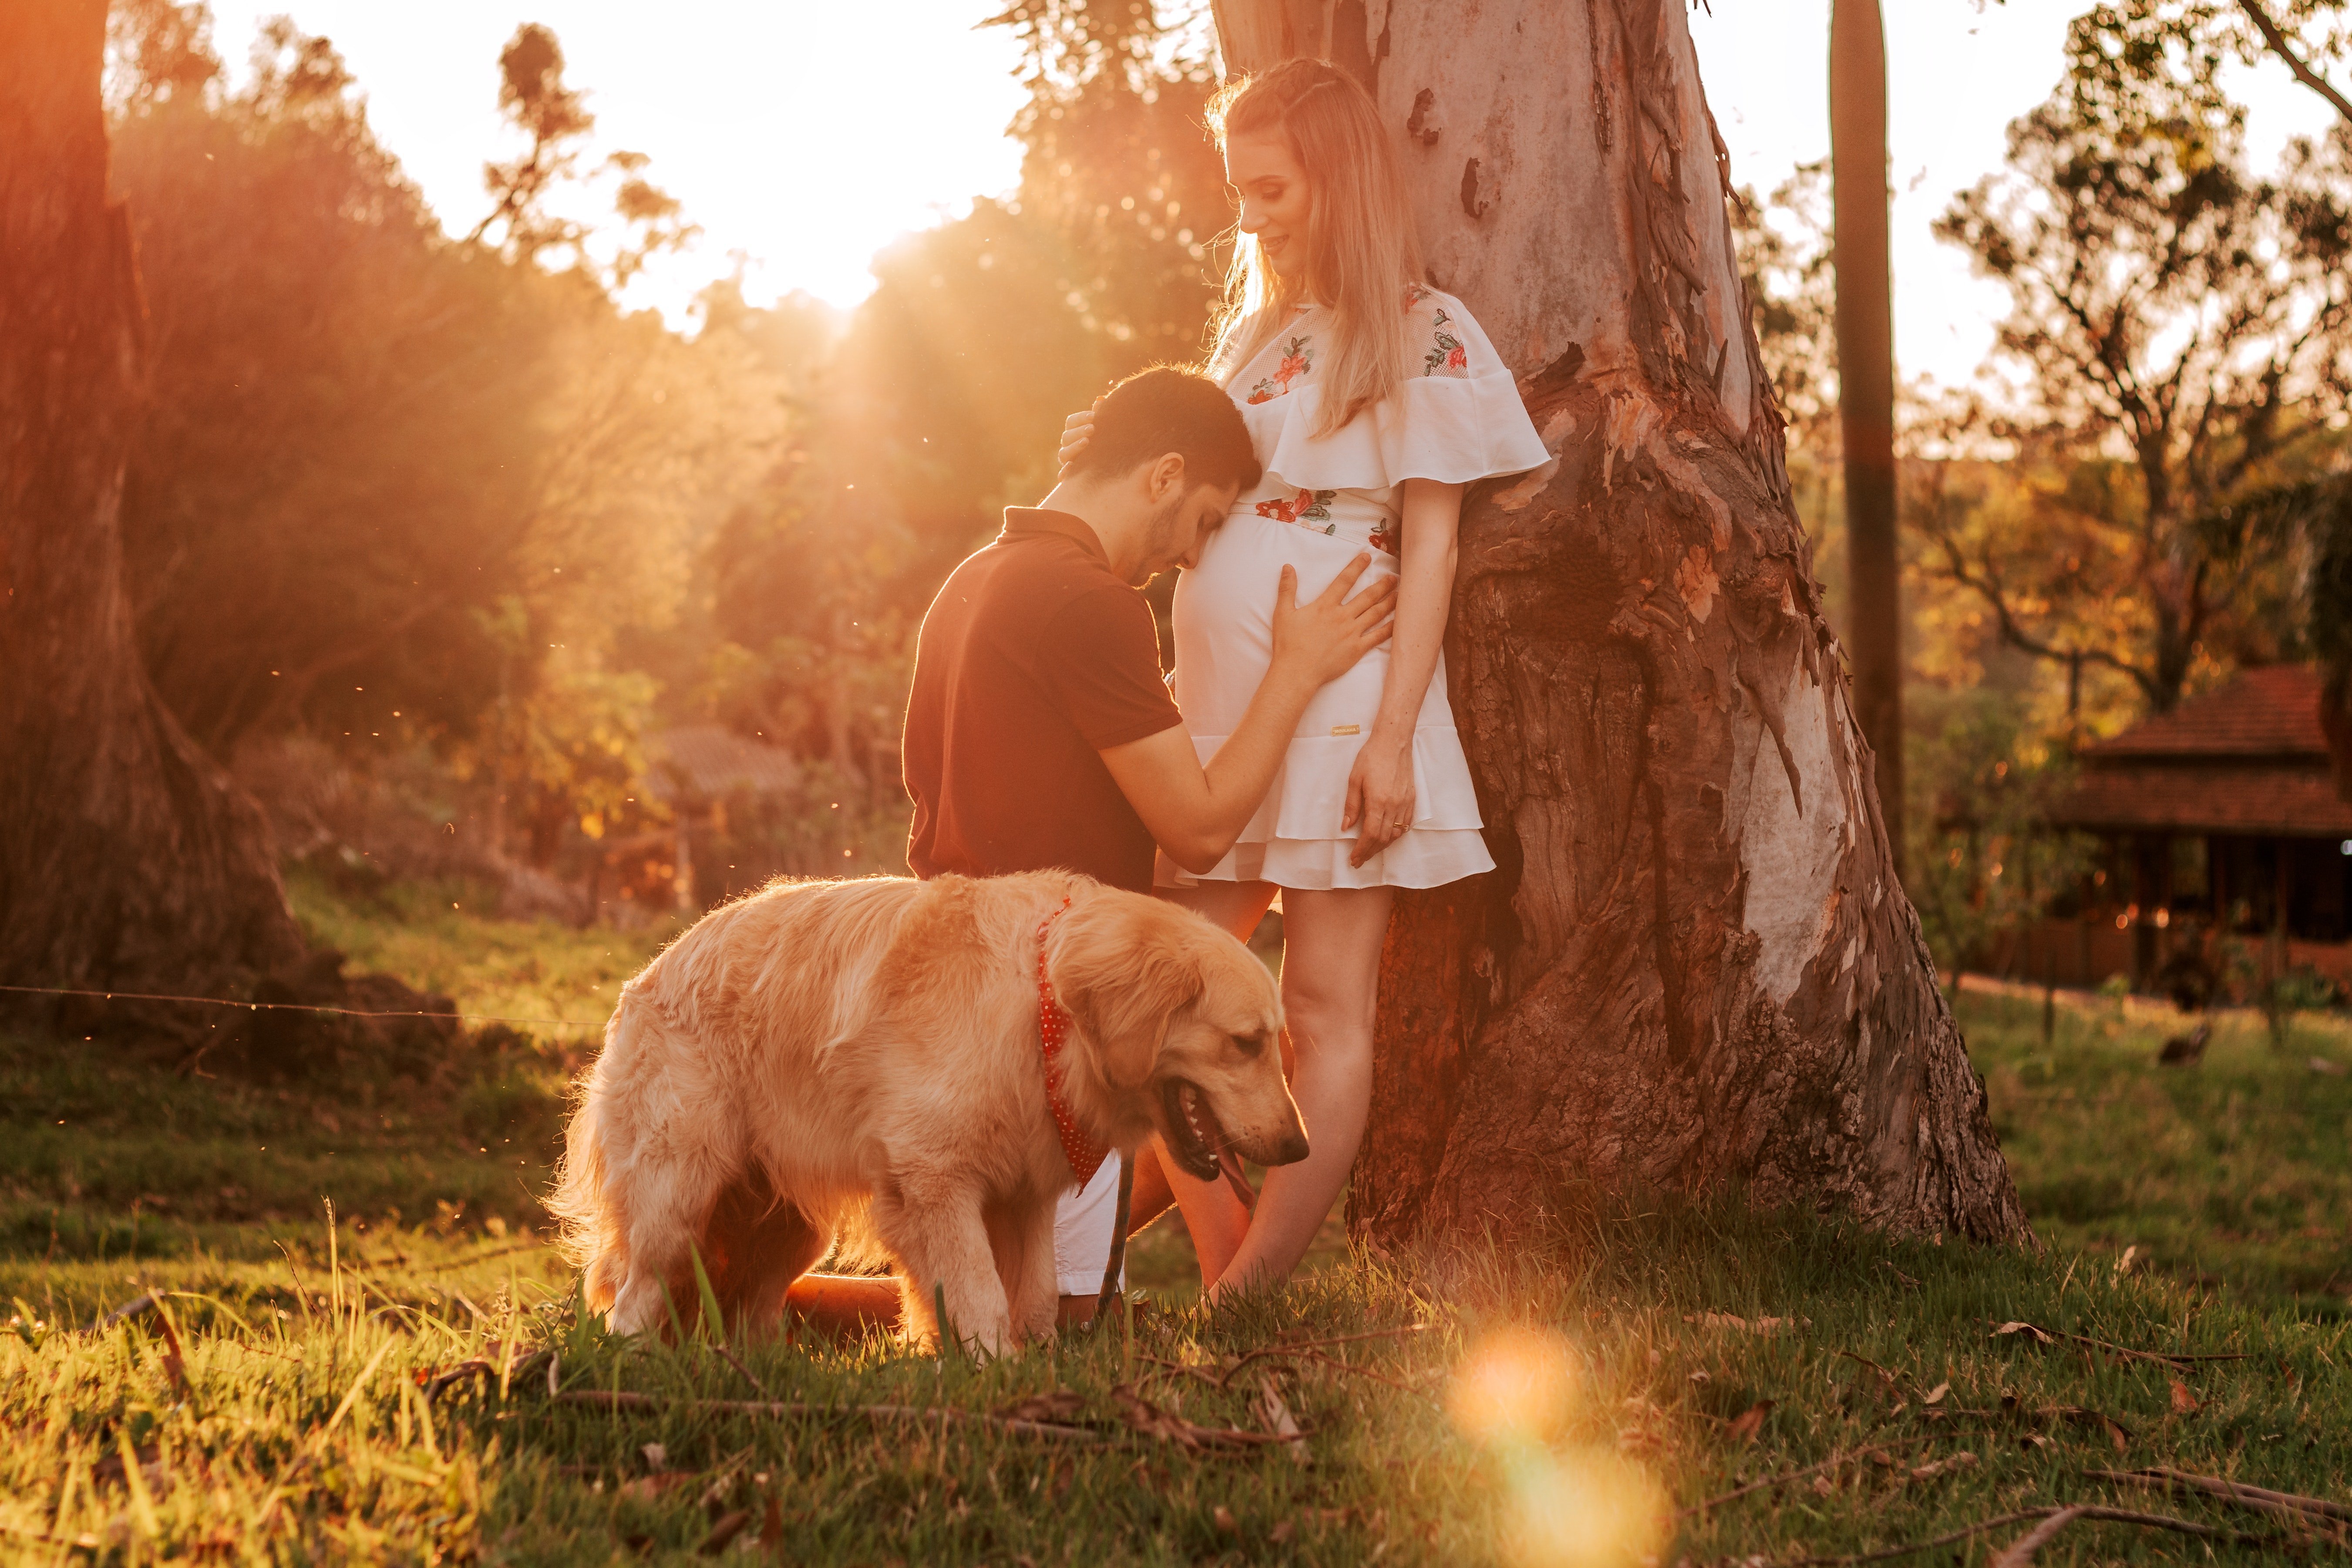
[695,1508,752,1555]
[551,1387,1110,1443]
[1985,1506,2086,1568]
[1257,1374,1308,1465]
[148,1297,191,1400]
[2086,1466,2352,1524]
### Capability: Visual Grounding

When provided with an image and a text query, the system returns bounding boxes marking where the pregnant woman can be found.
[1064,58,1546,1293]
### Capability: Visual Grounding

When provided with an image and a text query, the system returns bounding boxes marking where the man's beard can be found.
[1129,491,1191,585]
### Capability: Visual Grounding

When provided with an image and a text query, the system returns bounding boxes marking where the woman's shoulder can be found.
[1396,284,1491,382]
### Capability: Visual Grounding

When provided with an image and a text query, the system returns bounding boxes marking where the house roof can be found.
[2082,664,2327,760]
[646,724,800,804]
[2056,761,2352,838]
[2056,665,2352,837]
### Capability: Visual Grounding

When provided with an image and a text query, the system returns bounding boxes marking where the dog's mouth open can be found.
[1162,1078,1227,1181]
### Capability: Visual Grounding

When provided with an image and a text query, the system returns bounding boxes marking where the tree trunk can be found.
[1210,0,2027,1244]
[1830,0,1904,874]
[0,0,307,1034]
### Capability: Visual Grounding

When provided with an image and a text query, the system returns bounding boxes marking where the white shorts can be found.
[1052,1153,1126,1296]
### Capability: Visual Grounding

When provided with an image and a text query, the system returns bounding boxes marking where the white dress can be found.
[1159,288,1550,891]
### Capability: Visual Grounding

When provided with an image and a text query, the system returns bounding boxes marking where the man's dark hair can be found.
[1068,365,1262,494]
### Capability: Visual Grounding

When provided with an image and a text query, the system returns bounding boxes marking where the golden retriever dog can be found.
[551,870,1307,1353]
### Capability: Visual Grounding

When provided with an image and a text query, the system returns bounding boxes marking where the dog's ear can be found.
[1053,898,1201,1090]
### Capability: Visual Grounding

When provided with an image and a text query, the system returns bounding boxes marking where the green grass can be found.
[1,888,2348,1564]
[1968,978,2352,1312]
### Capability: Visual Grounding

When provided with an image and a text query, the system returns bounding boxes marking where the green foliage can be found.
[1904,686,2097,974]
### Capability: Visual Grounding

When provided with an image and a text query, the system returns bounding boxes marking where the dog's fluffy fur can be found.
[551,871,1306,1353]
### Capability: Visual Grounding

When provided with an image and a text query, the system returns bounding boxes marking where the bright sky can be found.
[210,0,1034,314]
[208,0,2339,387]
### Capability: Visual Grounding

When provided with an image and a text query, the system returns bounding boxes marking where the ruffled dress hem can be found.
[1151,726,1497,892]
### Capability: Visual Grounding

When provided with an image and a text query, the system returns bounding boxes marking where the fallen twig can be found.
[1781,1503,2274,1567]
[714,1344,771,1401]
[550,1386,1110,1444]
[1213,1323,1430,1389]
[1109,1383,1319,1453]
[1144,1345,1427,1397]
[85,1293,156,1333]
[426,1349,552,1403]
[1676,1437,1939,1518]
[2086,1466,2352,1524]
[1266,1323,1431,1354]
[1989,1319,2244,1368]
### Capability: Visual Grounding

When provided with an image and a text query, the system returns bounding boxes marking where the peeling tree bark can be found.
[1210,0,2028,1244]
[0,0,308,1033]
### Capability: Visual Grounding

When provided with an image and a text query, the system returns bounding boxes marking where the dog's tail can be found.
[548,1006,632,1314]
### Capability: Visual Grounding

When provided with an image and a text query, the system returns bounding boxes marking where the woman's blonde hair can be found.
[1206,59,1425,437]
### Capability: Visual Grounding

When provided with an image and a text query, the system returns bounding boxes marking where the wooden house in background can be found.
[2006,665,2352,991]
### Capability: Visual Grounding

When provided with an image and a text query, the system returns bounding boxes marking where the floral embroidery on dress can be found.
[1367,520,1399,556]
[1247,336,1315,404]
[1422,307,1469,378]
[1257,488,1339,534]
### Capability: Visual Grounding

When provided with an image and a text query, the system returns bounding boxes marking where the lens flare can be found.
[1504,1449,1669,1568]
[1452,1329,1666,1568]
[1448,1326,1574,1445]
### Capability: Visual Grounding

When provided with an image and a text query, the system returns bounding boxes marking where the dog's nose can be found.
[1271,1131,1309,1166]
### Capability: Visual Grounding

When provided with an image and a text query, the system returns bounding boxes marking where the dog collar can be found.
[1036,895,1108,1187]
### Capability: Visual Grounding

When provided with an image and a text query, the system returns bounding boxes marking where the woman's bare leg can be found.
[1157,878,1279,1285]
[1210,884,1392,1297]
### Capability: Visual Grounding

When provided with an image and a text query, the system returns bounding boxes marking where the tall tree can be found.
[1830,0,1902,874]
[1926,37,2352,716]
[1208,0,2027,1242]
[0,0,305,1020]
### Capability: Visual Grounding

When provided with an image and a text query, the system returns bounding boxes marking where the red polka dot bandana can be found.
[1036,895,1107,1186]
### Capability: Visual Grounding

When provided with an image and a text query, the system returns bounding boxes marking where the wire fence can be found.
[0,982,605,1034]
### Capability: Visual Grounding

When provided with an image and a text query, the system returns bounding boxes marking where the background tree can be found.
[1208,0,2026,1242]
[0,0,305,1023]
[2069,0,2352,126]
[1830,0,1904,873]
[1927,28,2352,716]
[99,10,769,893]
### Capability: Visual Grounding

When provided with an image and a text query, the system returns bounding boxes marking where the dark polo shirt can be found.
[903,508,1183,893]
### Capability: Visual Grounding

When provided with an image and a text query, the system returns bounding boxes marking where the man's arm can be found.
[1102,556,1393,873]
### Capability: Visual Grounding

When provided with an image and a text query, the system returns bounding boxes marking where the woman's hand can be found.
[1056,397,1103,477]
[1342,730,1417,868]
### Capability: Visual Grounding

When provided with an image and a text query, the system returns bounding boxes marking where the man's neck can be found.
[1035,480,1144,581]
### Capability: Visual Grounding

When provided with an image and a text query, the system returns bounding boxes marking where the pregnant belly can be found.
[1172,515,1403,739]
